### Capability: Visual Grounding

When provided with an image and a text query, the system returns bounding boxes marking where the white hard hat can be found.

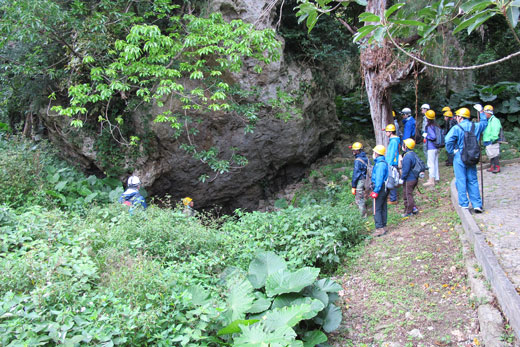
[128,176,141,187]
[401,107,412,114]
[421,104,430,109]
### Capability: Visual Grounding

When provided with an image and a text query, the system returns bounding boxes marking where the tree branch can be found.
[336,17,358,35]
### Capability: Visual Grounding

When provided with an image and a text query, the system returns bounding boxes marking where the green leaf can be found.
[314,303,342,333]
[247,292,272,314]
[353,24,378,42]
[306,10,318,33]
[359,12,381,23]
[314,278,342,293]
[302,285,329,307]
[302,330,328,347]
[85,192,98,203]
[247,251,287,289]
[217,319,259,336]
[263,303,312,330]
[507,5,519,28]
[187,285,211,306]
[460,0,493,13]
[388,19,427,27]
[272,296,324,320]
[354,0,368,5]
[385,3,405,19]
[453,10,495,34]
[233,323,296,345]
[54,181,67,192]
[225,276,255,322]
[265,267,320,297]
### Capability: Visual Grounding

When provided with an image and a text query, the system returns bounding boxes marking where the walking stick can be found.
[474,106,484,207]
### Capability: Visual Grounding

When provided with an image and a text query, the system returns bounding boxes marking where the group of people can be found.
[351,103,503,237]
[118,175,195,216]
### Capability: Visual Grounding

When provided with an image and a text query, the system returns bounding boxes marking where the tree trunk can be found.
[362,0,420,145]
[22,113,33,138]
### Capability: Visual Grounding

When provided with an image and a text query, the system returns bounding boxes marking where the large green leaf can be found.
[314,303,342,333]
[187,285,211,306]
[225,276,255,323]
[265,267,320,297]
[314,278,342,293]
[302,330,328,347]
[234,323,297,346]
[272,297,324,320]
[302,285,328,307]
[247,292,272,314]
[507,4,520,28]
[263,303,313,331]
[217,319,259,336]
[247,251,287,289]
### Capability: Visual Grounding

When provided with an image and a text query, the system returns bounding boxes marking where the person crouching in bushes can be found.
[423,109,440,186]
[350,142,369,218]
[370,145,389,237]
[119,175,147,213]
[182,197,196,217]
[400,139,420,218]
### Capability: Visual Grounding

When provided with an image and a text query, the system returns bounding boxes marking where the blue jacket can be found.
[352,151,369,188]
[402,116,416,140]
[385,136,400,166]
[401,150,418,181]
[445,118,488,155]
[425,124,437,150]
[119,189,147,211]
[371,156,388,194]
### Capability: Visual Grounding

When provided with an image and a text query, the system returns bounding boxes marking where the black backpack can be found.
[457,123,480,166]
[434,126,445,148]
[405,151,427,178]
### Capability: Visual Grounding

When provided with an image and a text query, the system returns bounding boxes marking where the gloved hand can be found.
[473,104,483,112]
[398,179,404,185]
[351,188,356,195]
[423,138,427,143]
[422,132,427,138]
[370,192,378,199]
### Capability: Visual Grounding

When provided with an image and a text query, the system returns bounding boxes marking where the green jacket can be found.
[482,115,501,143]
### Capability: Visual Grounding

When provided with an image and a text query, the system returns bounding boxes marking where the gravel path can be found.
[474,162,520,290]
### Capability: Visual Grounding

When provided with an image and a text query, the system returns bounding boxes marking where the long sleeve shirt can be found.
[482,115,502,145]
[385,136,400,166]
[402,117,416,140]
[371,156,388,194]
[401,150,418,181]
[352,151,369,188]
[445,118,488,155]
[425,124,437,150]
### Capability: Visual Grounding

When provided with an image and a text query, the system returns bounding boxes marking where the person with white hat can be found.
[118,175,147,211]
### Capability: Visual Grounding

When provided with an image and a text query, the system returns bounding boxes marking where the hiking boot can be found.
[459,205,469,210]
[473,207,483,213]
[401,212,413,218]
[412,207,419,214]
[487,165,495,172]
[373,228,387,237]
[388,200,398,205]
[423,178,435,187]
[492,165,500,173]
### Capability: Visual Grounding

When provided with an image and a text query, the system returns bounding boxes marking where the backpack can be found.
[457,123,480,166]
[405,151,428,178]
[355,157,373,198]
[385,162,400,190]
[434,126,445,148]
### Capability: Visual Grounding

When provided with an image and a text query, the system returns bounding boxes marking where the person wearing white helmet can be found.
[118,175,147,211]
[400,107,416,141]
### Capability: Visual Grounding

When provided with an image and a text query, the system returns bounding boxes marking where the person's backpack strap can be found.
[355,157,368,166]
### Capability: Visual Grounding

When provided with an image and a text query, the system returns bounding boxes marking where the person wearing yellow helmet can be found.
[384,123,401,204]
[400,139,421,217]
[445,104,489,213]
[443,110,457,166]
[370,145,389,236]
[350,142,369,217]
[422,109,440,187]
[182,197,196,217]
[482,105,502,173]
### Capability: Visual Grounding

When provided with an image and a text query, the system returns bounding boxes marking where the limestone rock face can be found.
[41,0,340,211]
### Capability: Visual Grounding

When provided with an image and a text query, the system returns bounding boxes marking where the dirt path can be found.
[330,165,485,346]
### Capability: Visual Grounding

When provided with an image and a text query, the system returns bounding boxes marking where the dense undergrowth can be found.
[0,135,367,346]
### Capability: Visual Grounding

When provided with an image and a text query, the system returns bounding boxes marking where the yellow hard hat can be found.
[484,105,494,112]
[425,110,436,120]
[384,124,396,132]
[441,106,451,112]
[182,197,192,205]
[373,145,386,156]
[403,138,416,150]
[444,111,453,118]
[392,110,396,118]
[350,142,363,150]
[455,107,471,118]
